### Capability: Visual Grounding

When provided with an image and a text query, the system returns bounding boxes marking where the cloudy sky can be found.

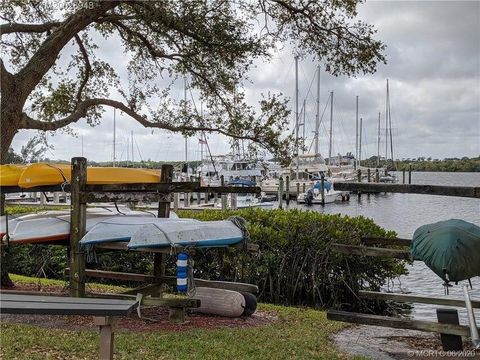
[10,0,480,162]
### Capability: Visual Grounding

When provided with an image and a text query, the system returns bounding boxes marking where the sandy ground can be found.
[333,325,480,359]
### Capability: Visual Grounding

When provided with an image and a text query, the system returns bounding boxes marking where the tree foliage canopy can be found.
[0,0,385,162]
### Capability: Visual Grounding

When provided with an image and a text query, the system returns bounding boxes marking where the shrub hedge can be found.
[6,207,408,312]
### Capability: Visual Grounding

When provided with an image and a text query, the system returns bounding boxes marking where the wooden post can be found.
[94,316,117,360]
[173,193,179,211]
[408,164,412,184]
[197,191,201,204]
[154,164,173,285]
[285,176,290,205]
[204,192,209,204]
[278,177,284,209]
[0,193,4,217]
[296,182,300,198]
[302,183,306,193]
[169,307,186,324]
[375,169,379,183]
[70,157,87,297]
[320,174,325,205]
[357,169,362,199]
[367,168,371,183]
[221,175,227,210]
[230,193,237,209]
[436,309,463,351]
[402,168,406,184]
[183,192,189,208]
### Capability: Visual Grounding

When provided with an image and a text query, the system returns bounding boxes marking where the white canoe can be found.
[0,207,172,244]
[80,217,244,249]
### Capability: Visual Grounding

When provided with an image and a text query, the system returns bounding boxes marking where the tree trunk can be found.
[0,112,19,288]
[0,193,14,288]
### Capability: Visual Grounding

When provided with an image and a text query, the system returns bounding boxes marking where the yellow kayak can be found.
[0,163,161,188]
[0,164,28,186]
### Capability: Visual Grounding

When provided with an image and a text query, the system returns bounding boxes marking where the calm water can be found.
[284,172,480,321]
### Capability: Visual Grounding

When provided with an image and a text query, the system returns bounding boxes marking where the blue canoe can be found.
[79,217,244,249]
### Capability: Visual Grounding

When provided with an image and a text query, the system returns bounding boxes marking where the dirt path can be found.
[333,325,480,359]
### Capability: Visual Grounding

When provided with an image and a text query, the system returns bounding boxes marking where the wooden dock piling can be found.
[357,170,362,199]
[221,175,227,210]
[173,193,179,211]
[285,176,290,205]
[278,177,284,209]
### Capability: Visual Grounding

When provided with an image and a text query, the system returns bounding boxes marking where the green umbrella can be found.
[411,219,480,283]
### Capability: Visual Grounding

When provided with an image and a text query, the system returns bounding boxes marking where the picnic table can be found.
[0,292,138,359]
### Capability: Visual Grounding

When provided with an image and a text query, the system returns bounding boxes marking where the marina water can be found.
[285,171,480,321]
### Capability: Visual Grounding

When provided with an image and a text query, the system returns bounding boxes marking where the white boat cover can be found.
[80,217,244,249]
[0,207,175,244]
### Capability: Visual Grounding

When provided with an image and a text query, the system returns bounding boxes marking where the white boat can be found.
[80,217,245,249]
[0,207,174,245]
[198,154,265,185]
[297,188,348,204]
[216,193,273,209]
[215,179,272,209]
[379,174,397,183]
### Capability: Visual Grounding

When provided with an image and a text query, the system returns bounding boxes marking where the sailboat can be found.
[379,79,397,183]
[261,60,331,196]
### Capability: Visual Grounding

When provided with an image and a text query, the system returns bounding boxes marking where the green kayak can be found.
[411,219,480,283]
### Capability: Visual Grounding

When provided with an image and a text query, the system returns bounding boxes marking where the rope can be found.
[187,257,196,297]
[45,164,69,191]
[228,216,249,250]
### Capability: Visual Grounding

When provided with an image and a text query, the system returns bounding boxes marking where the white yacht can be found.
[198,154,265,186]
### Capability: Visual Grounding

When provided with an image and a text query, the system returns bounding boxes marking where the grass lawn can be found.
[0,275,358,360]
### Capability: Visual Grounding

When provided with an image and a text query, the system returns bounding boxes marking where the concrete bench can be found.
[0,292,138,359]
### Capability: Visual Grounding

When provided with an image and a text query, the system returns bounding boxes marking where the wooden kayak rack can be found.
[1,157,261,323]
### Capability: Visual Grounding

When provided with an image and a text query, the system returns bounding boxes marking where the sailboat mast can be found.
[126,137,129,167]
[355,96,358,170]
[295,54,299,178]
[388,80,394,169]
[328,91,334,164]
[302,99,306,154]
[377,111,381,167]
[385,79,388,168]
[184,76,188,174]
[113,108,116,167]
[131,131,134,164]
[200,103,204,162]
[314,65,320,154]
[359,117,363,165]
